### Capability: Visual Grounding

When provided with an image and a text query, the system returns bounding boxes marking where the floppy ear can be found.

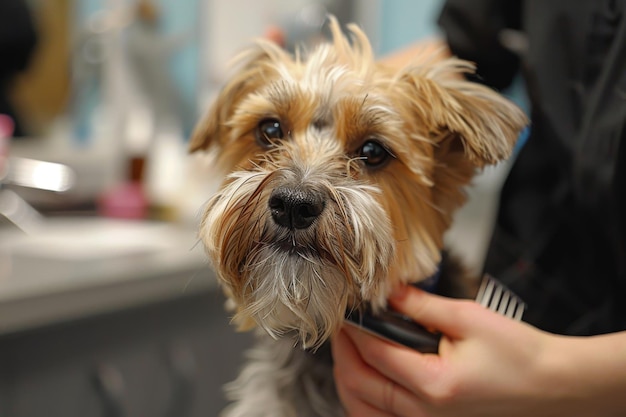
[188,41,289,153]
[402,58,528,167]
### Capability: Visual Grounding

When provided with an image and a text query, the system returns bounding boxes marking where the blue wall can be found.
[75,1,199,98]
[377,0,444,55]
[75,0,199,129]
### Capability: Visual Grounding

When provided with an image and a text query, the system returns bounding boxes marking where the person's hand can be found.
[331,285,626,417]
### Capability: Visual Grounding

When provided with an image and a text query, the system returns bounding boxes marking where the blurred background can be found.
[0,1,524,416]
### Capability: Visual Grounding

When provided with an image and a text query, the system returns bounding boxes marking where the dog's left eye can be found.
[255,118,284,148]
[358,140,392,168]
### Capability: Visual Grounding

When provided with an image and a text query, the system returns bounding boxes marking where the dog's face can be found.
[190,19,527,348]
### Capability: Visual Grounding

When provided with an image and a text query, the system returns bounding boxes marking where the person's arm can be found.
[331,285,626,417]
[438,0,521,90]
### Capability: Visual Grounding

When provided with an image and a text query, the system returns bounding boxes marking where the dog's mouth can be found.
[271,239,317,257]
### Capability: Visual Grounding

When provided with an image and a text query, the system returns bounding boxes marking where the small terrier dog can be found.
[190,17,527,417]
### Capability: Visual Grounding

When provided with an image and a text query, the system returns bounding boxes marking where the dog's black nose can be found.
[269,186,325,230]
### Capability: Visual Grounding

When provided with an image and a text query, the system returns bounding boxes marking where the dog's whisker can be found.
[422,198,445,215]
[410,132,437,145]
[190,238,203,251]
[181,270,201,294]
[310,266,326,289]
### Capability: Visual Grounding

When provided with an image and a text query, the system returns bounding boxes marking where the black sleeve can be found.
[0,0,38,77]
[438,0,522,90]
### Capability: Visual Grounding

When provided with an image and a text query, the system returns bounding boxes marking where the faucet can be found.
[0,115,75,233]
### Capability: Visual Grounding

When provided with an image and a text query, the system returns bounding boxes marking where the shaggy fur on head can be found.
[190,16,527,416]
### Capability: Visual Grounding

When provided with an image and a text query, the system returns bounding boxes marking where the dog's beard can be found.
[200,168,394,349]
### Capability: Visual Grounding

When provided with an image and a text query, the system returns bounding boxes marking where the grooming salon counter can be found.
[0,219,213,334]
[0,218,252,417]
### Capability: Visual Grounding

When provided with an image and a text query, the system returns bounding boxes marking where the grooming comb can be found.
[345,275,526,353]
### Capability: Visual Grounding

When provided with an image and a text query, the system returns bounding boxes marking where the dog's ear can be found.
[401,58,528,167]
[188,41,288,153]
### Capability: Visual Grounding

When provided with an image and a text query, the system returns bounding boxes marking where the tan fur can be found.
[191,16,526,353]
[191,17,527,416]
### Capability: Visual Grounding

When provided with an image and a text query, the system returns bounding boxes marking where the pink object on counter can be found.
[98,182,148,220]
[0,115,15,180]
[0,114,13,139]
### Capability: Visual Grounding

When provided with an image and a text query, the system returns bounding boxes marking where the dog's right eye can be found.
[255,118,284,148]
[358,140,393,168]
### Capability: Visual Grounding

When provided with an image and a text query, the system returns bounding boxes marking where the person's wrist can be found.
[537,334,608,416]
[564,333,626,416]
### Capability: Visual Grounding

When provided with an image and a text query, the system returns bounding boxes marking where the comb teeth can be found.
[475,275,526,321]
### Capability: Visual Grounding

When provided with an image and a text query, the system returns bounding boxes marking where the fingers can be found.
[336,386,395,417]
[333,328,431,417]
[332,328,392,416]
[389,286,481,338]
[341,323,445,393]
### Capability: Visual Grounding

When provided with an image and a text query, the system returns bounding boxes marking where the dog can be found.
[189,17,527,417]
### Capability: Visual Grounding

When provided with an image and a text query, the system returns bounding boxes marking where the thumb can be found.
[389,286,478,339]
